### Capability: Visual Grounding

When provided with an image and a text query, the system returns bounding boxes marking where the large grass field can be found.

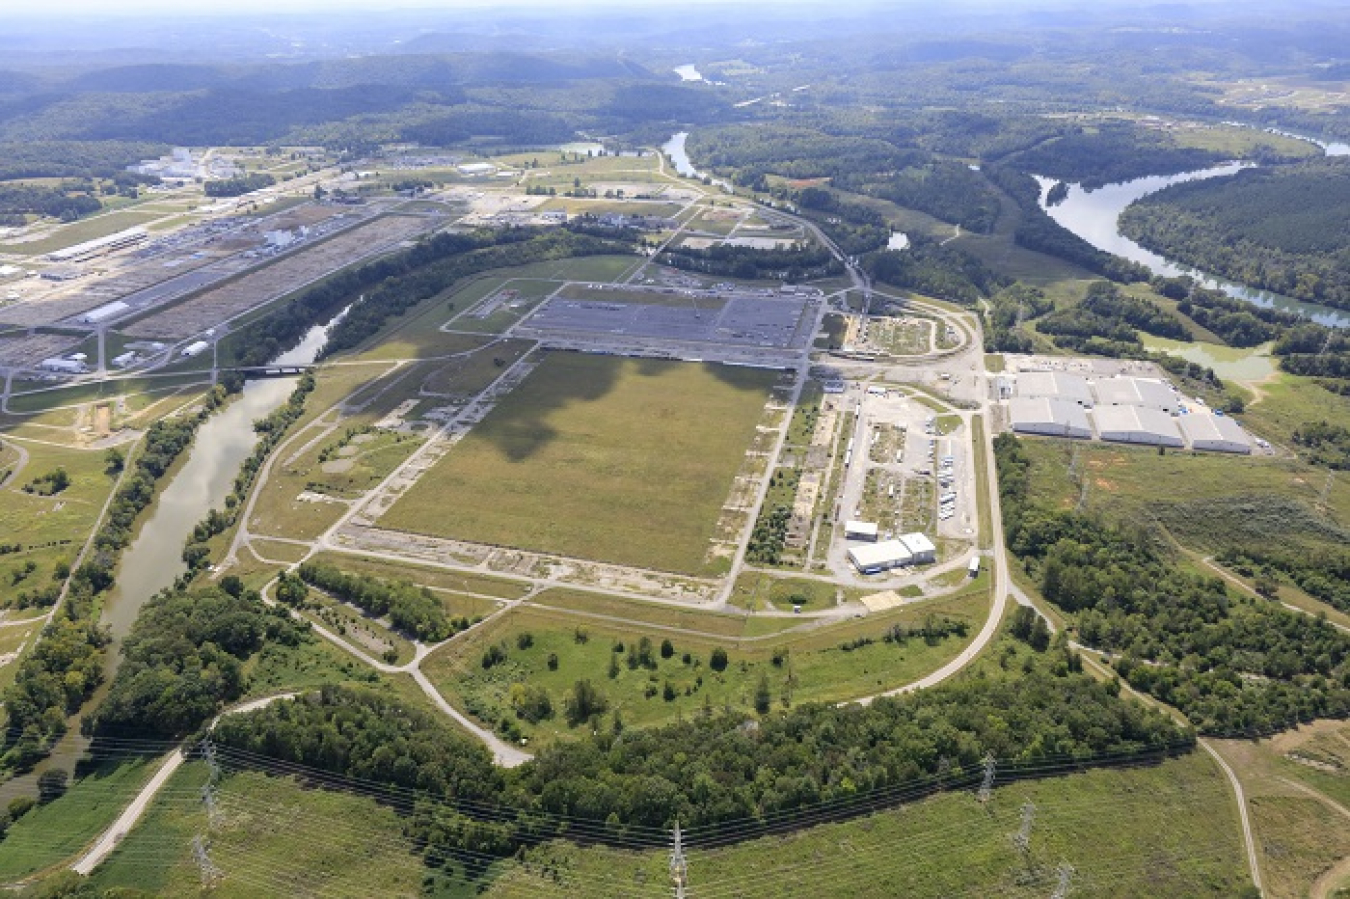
[380,353,777,575]
[0,753,163,881]
[1017,437,1350,554]
[1211,720,1350,898]
[484,751,1248,898]
[422,588,989,746]
[88,764,431,898]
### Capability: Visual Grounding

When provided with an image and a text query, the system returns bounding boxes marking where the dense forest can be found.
[294,561,468,643]
[996,434,1350,735]
[864,238,1007,304]
[88,582,309,739]
[1119,158,1350,309]
[1001,122,1299,189]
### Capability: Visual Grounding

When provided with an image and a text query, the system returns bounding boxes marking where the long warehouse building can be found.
[1093,405,1183,447]
[1177,413,1252,454]
[1093,376,1176,413]
[1015,371,1094,407]
[1008,397,1092,439]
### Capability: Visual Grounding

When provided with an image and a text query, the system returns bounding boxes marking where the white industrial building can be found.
[180,340,210,358]
[46,228,148,263]
[1093,376,1176,413]
[848,540,913,574]
[111,351,138,368]
[900,532,936,564]
[457,163,496,176]
[1015,371,1094,407]
[844,520,879,542]
[79,300,131,324]
[1008,397,1092,439]
[39,358,86,374]
[1092,405,1183,447]
[1177,414,1252,454]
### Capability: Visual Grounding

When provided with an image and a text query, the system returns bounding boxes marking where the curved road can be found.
[71,692,300,877]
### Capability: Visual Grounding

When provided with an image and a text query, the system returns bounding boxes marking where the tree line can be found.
[292,561,465,643]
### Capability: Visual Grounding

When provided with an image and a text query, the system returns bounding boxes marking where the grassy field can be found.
[728,572,853,611]
[0,441,116,572]
[422,589,989,746]
[485,751,1248,898]
[1017,438,1350,549]
[1211,721,1350,898]
[88,764,431,898]
[380,354,776,575]
[1239,373,1350,449]
[0,754,162,881]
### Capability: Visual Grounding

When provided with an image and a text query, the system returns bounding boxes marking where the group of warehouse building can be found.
[1004,370,1252,454]
[844,525,937,575]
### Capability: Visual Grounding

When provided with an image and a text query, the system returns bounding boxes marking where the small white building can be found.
[39,358,85,374]
[180,340,210,358]
[457,163,496,176]
[848,540,913,574]
[1092,377,1176,413]
[111,351,138,368]
[1177,414,1252,454]
[1093,405,1183,447]
[1016,371,1094,407]
[900,532,936,564]
[1008,397,1092,439]
[844,520,879,542]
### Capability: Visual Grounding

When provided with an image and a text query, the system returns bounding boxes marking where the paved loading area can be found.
[523,292,816,349]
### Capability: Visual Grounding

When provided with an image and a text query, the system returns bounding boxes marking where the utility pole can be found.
[670,820,689,899]
[977,752,997,805]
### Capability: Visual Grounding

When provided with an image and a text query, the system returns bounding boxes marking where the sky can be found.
[13,0,1019,15]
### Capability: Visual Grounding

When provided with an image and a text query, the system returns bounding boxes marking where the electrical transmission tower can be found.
[1013,800,1036,857]
[1051,862,1075,899]
[977,752,997,805]
[192,835,223,889]
[670,820,689,899]
[201,740,222,830]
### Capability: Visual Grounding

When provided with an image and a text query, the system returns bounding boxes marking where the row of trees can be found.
[294,561,460,643]
[204,172,275,197]
[864,238,1007,305]
[182,374,315,576]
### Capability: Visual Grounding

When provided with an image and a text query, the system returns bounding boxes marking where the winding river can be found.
[0,315,337,802]
[1036,152,1350,328]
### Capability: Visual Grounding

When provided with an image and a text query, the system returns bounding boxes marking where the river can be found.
[1036,159,1350,328]
[0,315,337,801]
[660,131,734,192]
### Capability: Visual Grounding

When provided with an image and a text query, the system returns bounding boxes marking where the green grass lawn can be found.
[422,589,988,747]
[88,764,430,898]
[380,354,776,575]
[0,441,117,562]
[0,755,161,881]
[485,750,1247,898]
